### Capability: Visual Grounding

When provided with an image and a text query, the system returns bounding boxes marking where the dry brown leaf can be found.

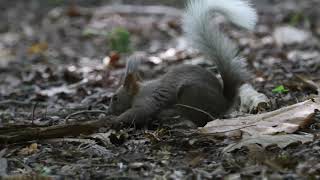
[18,143,39,155]
[103,51,121,68]
[27,42,48,55]
[200,98,320,136]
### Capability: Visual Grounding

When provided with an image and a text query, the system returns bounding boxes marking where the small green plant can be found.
[108,27,132,54]
[289,12,303,26]
[272,85,289,94]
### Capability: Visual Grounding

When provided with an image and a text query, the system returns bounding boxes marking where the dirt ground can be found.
[0,0,320,179]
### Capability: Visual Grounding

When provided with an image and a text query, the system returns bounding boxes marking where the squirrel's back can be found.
[162,65,221,89]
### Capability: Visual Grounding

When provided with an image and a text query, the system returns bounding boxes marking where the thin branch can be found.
[175,104,216,120]
[65,110,110,123]
[295,74,320,94]
[31,102,39,125]
[0,119,110,144]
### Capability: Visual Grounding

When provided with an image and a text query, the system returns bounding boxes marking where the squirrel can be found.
[108,0,257,128]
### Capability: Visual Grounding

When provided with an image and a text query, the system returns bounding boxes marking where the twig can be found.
[44,106,91,117]
[44,138,96,144]
[0,119,110,144]
[43,106,48,120]
[31,102,39,125]
[175,104,216,120]
[65,110,110,123]
[295,74,320,94]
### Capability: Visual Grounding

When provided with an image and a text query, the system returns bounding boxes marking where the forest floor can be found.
[0,0,320,179]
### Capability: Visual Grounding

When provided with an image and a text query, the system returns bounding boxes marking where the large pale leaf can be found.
[223,134,314,153]
[200,98,320,136]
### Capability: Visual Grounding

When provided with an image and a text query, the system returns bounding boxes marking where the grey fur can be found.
[109,0,257,128]
[124,54,142,78]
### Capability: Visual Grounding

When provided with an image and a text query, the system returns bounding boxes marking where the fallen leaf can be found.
[273,26,310,46]
[18,143,39,155]
[109,131,128,146]
[90,131,113,145]
[187,153,205,167]
[144,132,161,144]
[103,51,120,68]
[27,42,48,55]
[39,85,75,97]
[200,98,320,136]
[223,134,314,153]
[67,4,82,17]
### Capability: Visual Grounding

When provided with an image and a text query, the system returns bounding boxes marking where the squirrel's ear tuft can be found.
[122,53,143,95]
[123,73,140,95]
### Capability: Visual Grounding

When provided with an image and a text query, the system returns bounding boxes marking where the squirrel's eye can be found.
[112,95,118,102]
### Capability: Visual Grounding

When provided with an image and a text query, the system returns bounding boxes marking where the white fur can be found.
[204,0,257,30]
[182,0,257,100]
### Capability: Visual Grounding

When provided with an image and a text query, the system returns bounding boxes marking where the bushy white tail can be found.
[182,0,257,101]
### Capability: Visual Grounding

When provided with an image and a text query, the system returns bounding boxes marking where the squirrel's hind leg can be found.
[176,84,229,126]
[155,108,198,129]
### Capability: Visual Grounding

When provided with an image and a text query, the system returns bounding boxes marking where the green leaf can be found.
[272,85,289,94]
[108,27,132,53]
[289,13,303,26]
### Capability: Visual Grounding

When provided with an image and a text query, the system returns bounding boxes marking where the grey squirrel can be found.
[109,0,257,128]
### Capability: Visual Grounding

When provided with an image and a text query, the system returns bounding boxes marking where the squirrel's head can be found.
[109,54,142,115]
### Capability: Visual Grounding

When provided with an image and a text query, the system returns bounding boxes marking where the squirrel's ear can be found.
[123,73,140,95]
[123,53,143,94]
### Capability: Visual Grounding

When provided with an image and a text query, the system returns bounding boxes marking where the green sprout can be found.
[289,12,303,26]
[108,27,132,54]
[272,85,289,94]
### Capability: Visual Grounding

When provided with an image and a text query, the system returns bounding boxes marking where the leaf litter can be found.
[0,0,319,179]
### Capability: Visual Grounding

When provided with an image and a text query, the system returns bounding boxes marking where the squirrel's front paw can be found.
[110,114,131,130]
[110,119,124,130]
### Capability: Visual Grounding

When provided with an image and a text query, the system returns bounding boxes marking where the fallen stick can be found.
[295,74,320,94]
[64,110,109,123]
[1,106,103,119]
[0,119,110,144]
